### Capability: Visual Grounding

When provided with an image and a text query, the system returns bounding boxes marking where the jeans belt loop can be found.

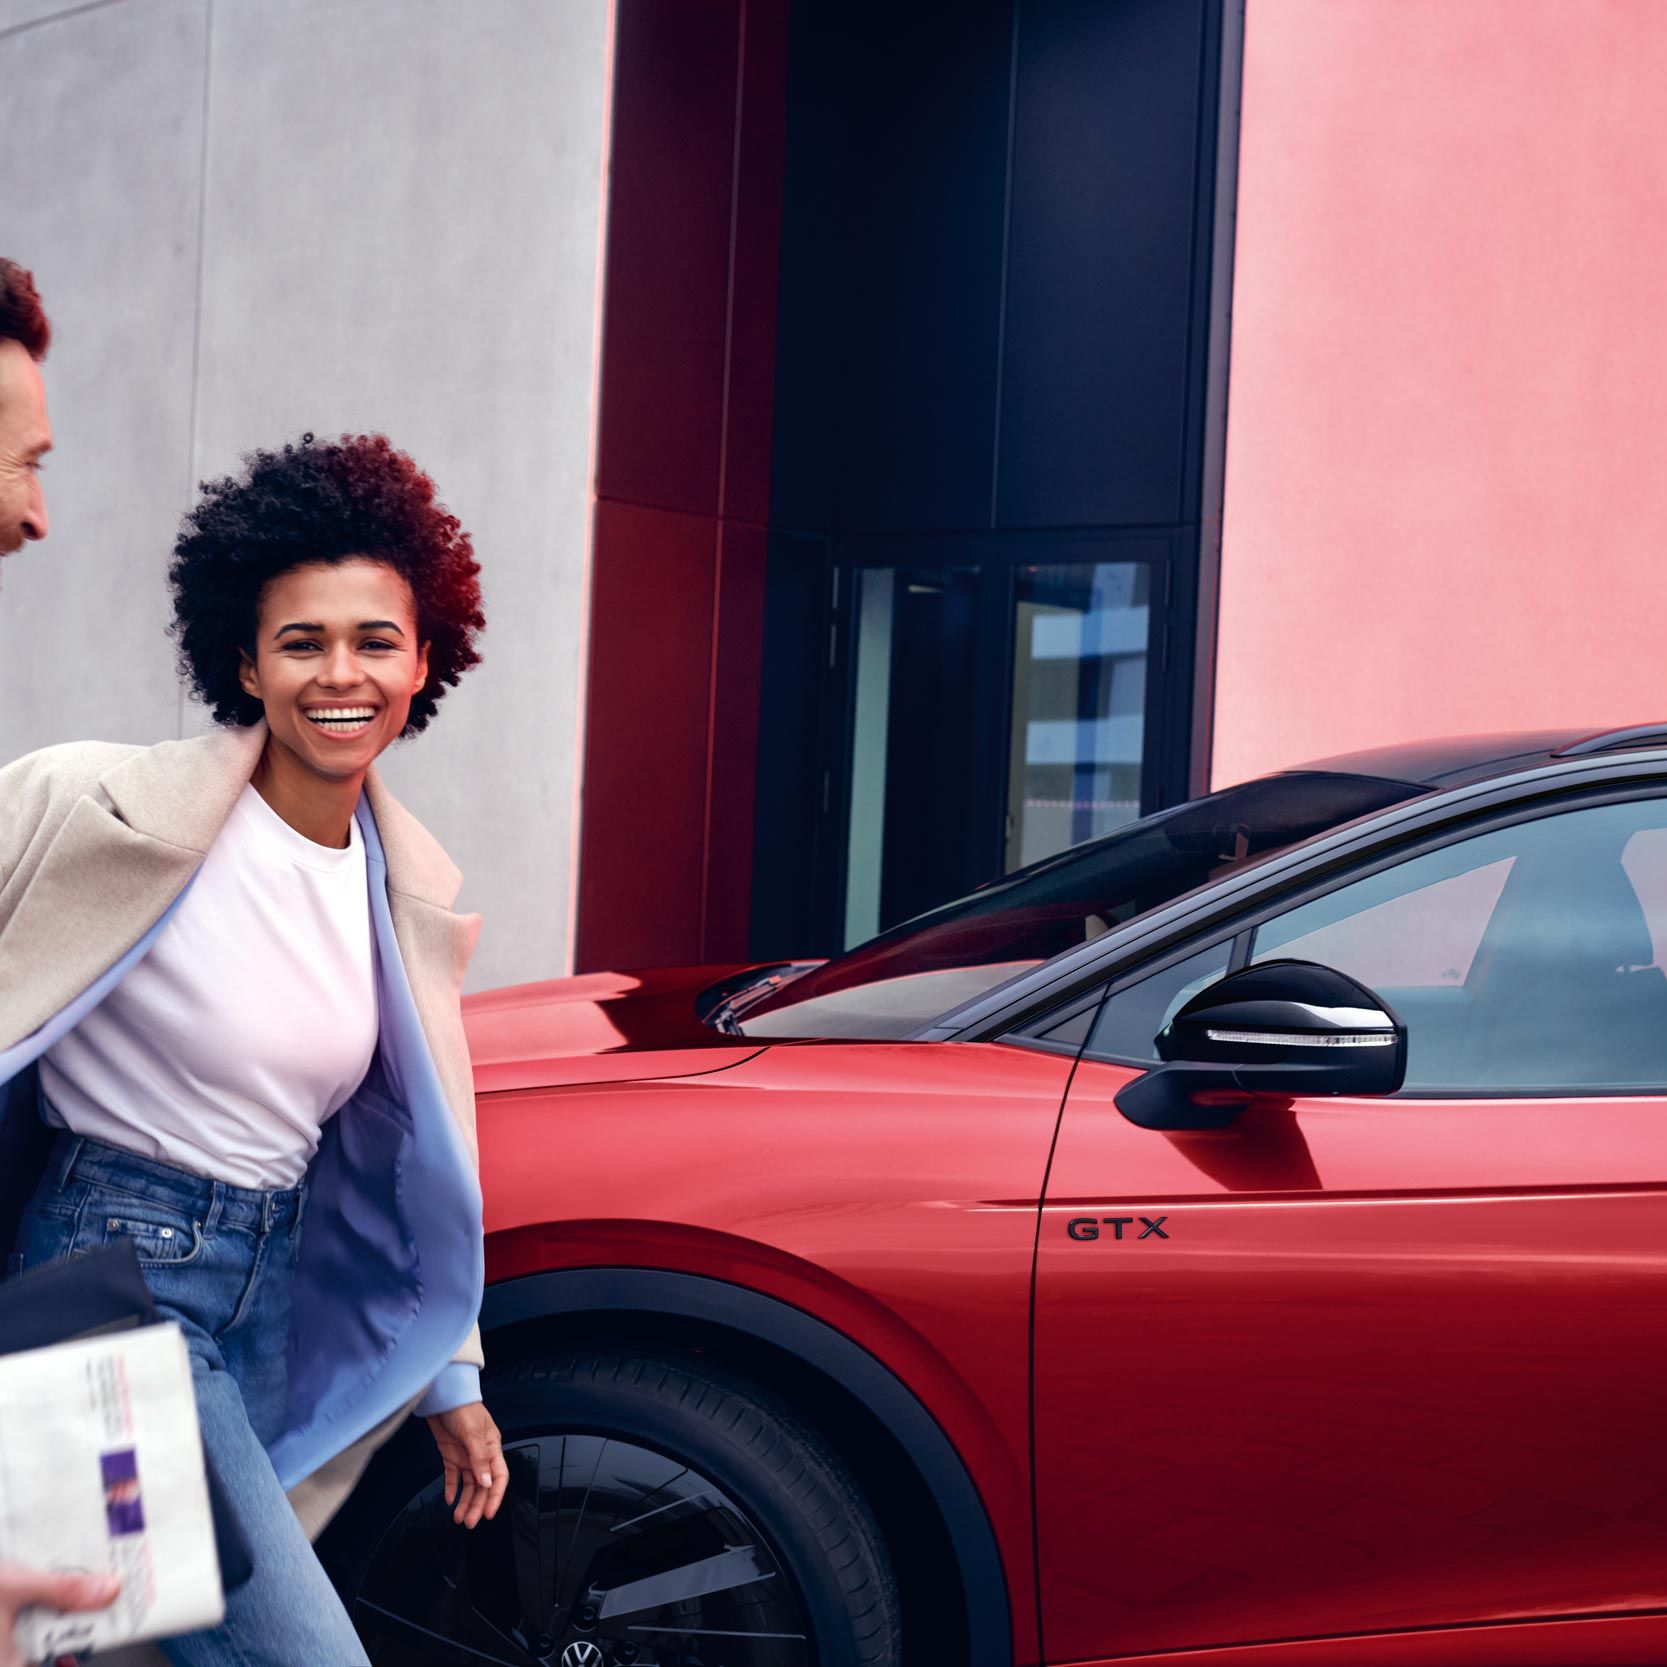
[54,1133,85,1191]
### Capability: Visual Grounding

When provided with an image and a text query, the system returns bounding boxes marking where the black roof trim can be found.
[1551,723,1667,758]
[1291,731,1592,788]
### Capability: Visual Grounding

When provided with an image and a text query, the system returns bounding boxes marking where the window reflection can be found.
[1007,563,1148,872]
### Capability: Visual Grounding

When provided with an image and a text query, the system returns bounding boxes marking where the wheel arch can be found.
[482,1266,1013,1667]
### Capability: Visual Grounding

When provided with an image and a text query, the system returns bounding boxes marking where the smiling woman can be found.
[169,432,483,737]
[0,433,498,1666]
[235,561,432,846]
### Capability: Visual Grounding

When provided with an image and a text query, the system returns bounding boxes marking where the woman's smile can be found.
[302,703,381,737]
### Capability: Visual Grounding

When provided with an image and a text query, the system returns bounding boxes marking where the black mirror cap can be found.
[1115,960,1407,1130]
[1159,959,1406,1087]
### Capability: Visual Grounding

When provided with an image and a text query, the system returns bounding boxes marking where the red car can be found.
[320,726,1667,1667]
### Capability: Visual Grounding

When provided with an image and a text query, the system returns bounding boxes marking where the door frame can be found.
[798,527,1198,955]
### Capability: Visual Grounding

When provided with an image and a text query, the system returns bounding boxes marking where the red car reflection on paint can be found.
[320,726,1667,1667]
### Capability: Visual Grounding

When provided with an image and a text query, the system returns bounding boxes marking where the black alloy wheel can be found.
[321,1348,902,1667]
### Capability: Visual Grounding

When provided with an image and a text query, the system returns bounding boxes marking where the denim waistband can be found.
[49,1131,306,1233]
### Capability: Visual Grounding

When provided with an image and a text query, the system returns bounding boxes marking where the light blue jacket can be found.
[0,726,485,1494]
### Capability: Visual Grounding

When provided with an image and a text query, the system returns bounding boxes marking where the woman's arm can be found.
[416,1321,502,1526]
[414,1362,480,1417]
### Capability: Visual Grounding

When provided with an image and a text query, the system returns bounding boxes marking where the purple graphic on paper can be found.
[101,1448,144,1536]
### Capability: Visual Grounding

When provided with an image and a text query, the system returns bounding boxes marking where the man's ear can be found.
[413,641,431,694]
[237,648,261,702]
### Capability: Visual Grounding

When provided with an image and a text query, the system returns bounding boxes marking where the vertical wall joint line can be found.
[700,0,750,960]
[178,0,214,740]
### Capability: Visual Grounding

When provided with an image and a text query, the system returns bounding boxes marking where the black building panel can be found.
[768,0,840,537]
[749,534,833,960]
[997,0,1208,528]
[772,0,1013,536]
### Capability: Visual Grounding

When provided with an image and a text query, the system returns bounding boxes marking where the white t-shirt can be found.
[41,783,379,1189]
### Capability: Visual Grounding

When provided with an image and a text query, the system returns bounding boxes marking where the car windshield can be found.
[733,770,1427,1040]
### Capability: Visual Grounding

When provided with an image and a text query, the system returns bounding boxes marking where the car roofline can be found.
[914,747,1667,1043]
[1287,723,1667,789]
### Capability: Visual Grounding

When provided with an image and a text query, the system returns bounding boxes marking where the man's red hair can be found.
[0,260,51,361]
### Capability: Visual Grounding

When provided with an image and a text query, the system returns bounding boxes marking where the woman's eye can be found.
[278,637,400,653]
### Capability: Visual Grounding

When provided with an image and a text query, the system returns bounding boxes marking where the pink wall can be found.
[1213,0,1667,787]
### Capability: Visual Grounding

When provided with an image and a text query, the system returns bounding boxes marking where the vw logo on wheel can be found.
[561,1644,604,1667]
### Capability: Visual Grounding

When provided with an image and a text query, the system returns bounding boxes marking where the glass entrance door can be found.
[840,555,1156,948]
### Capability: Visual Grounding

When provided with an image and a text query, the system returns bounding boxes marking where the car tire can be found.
[321,1345,903,1667]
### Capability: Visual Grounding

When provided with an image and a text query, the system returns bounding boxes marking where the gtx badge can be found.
[1067,1216,1169,1241]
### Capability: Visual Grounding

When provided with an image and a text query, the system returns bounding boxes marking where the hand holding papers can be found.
[0,1564,119,1667]
[0,1324,223,1662]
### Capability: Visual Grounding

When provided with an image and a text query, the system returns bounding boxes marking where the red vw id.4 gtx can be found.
[321,726,1667,1667]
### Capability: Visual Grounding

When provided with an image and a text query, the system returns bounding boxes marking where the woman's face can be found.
[238,557,430,783]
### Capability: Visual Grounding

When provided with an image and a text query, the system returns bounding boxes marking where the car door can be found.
[1032,790,1667,1663]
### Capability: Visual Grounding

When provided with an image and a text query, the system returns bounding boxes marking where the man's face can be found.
[0,337,51,566]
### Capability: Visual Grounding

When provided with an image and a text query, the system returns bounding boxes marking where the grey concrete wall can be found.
[0,0,610,991]
[0,0,206,747]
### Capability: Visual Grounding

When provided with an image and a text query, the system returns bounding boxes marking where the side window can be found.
[1254,859,1512,991]
[1084,940,1233,1064]
[1250,797,1667,1093]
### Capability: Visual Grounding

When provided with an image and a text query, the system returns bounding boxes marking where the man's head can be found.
[0,259,52,562]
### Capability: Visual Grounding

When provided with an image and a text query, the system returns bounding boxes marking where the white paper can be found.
[0,1323,224,1661]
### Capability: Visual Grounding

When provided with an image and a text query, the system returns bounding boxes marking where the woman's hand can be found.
[0,1561,118,1667]
[425,1401,509,1529]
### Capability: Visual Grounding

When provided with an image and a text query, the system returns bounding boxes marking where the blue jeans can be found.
[12,1133,371,1667]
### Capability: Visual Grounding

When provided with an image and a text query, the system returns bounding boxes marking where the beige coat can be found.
[0,721,485,1553]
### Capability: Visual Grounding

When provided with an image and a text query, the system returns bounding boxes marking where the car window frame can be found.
[996,775,1667,1099]
[1013,930,1249,1064]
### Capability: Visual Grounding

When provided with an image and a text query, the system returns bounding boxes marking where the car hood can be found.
[463,963,780,1093]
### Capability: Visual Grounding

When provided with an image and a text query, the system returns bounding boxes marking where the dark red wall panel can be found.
[577,500,717,969]
[701,520,769,961]
[579,0,789,974]
[595,0,741,518]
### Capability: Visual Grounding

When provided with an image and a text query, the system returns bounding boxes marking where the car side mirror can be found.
[1113,958,1406,1131]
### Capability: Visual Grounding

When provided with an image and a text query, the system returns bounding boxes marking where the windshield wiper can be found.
[699,963,818,1035]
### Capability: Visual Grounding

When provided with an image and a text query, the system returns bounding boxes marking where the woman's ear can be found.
[413,641,431,694]
[238,648,262,703]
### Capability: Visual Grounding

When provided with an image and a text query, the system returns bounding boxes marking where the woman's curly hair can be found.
[168,433,484,735]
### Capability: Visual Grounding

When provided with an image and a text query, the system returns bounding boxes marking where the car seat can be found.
[1461,851,1667,1088]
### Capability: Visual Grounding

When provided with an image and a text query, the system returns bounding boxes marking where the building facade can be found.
[4,0,1664,990]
